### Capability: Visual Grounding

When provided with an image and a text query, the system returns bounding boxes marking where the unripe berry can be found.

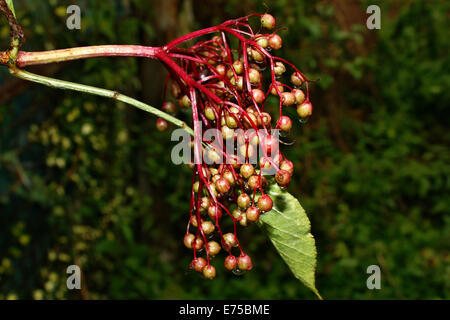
[270,82,284,95]
[248,68,261,85]
[237,193,251,209]
[251,48,265,62]
[240,164,255,179]
[201,220,215,235]
[278,115,292,132]
[246,206,260,222]
[237,254,253,270]
[215,177,231,194]
[233,60,244,74]
[274,61,286,76]
[193,236,204,251]
[212,35,222,46]
[252,89,265,104]
[239,213,248,227]
[221,126,234,140]
[244,113,258,129]
[255,35,269,48]
[224,255,238,271]
[207,148,222,164]
[226,115,238,129]
[162,101,176,114]
[208,205,222,221]
[193,181,200,193]
[230,76,244,91]
[156,118,168,131]
[260,176,269,189]
[280,159,294,175]
[269,34,282,50]
[291,72,305,87]
[239,144,255,159]
[205,106,216,121]
[281,92,295,106]
[223,170,235,186]
[261,14,275,29]
[232,208,243,220]
[207,241,221,256]
[275,169,291,187]
[247,175,260,191]
[292,89,306,104]
[184,233,195,249]
[190,215,200,227]
[216,64,226,76]
[296,101,313,119]
[259,112,272,127]
[257,194,273,212]
[222,233,238,250]
[179,95,191,108]
[170,82,181,98]
[200,197,210,213]
[203,265,216,279]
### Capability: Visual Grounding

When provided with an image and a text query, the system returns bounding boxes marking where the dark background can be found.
[0,0,448,299]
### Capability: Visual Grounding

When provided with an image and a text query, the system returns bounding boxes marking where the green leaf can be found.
[257,183,321,299]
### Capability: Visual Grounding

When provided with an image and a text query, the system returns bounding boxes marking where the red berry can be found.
[215,177,230,194]
[246,206,260,222]
[275,169,291,187]
[247,175,260,191]
[240,164,255,179]
[156,118,168,131]
[193,257,207,273]
[278,116,292,132]
[224,255,238,271]
[237,193,251,209]
[162,101,176,113]
[208,205,222,221]
[262,135,279,155]
[237,254,253,271]
[252,89,265,104]
[268,34,282,50]
[170,82,181,98]
[193,236,204,251]
[257,194,273,212]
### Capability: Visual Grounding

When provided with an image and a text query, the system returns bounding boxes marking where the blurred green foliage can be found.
[0,0,449,299]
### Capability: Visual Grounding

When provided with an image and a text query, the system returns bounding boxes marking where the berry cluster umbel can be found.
[156,14,313,279]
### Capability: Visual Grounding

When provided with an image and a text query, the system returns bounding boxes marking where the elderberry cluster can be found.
[155,14,313,279]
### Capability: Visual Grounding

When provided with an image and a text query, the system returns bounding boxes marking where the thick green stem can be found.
[9,68,194,136]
